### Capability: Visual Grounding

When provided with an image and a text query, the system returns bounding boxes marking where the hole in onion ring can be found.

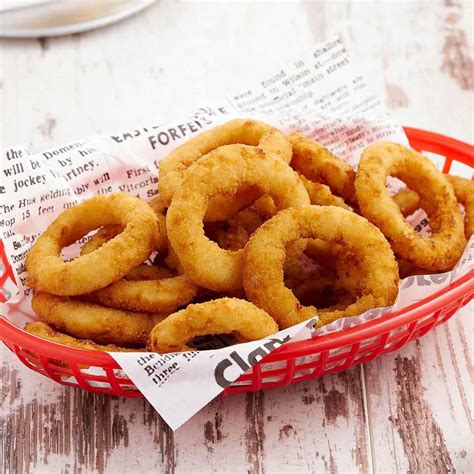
[189,333,238,350]
[283,238,356,310]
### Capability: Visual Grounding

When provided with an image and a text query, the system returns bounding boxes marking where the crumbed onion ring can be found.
[80,195,168,257]
[25,322,145,352]
[167,144,310,291]
[82,226,173,279]
[31,293,167,345]
[392,188,420,217]
[148,298,278,353]
[207,206,267,251]
[214,222,250,251]
[394,175,473,239]
[82,218,198,313]
[243,206,399,328]
[289,132,357,205]
[448,175,474,239]
[284,239,353,308]
[355,143,466,271]
[26,193,159,296]
[148,195,169,252]
[88,276,198,313]
[298,173,351,209]
[159,119,292,221]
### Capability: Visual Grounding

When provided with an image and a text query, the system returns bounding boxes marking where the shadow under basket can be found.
[0,127,473,397]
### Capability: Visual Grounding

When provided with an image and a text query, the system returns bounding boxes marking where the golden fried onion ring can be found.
[159,119,292,221]
[88,275,198,313]
[25,321,145,352]
[298,173,351,209]
[355,143,466,271]
[208,206,267,251]
[148,195,169,252]
[82,221,198,313]
[82,226,173,279]
[392,187,420,217]
[167,144,310,291]
[148,298,278,353]
[243,206,399,328]
[32,293,167,345]
[393,175,473,239]
[81,195,169,256]
[289,132,357,205]
[26,193,159,296]
[448,175,474,239]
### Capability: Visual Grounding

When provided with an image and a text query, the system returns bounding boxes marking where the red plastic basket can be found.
[0,127,473,397]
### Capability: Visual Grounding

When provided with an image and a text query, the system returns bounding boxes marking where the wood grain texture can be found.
[1,1,473,473]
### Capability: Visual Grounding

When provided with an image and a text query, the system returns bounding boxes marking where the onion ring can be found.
[81,195,168,256]
[31,293,167,345]
[214,222,250,251]
[82,228,198,313]
[448,175,474,239]
[250,195,278,218]
[164,245,184,273]
[289,132,357,205]
[148,195,169,252]
[285,238,362,298]
[355,143,466,271]
[79,202,198,313]
[26,193,159,296]
[148,298,278,353]
[298,173,351,209]
[209,206,267,251]
[25,322,145,352]
[167,144,310,291]
[82,226,173,280]
[88,275,198,313]
[394,175,473,239]
[80,224,124,255]
[392,188,420,217]
[159,119,292,221]
[243,206,399,328]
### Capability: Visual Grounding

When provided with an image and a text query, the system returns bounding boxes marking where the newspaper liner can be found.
[0,35,472,430]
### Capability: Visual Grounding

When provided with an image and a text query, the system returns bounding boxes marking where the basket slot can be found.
[11,346,80,389]
[281,359,296,385]
[340,342,361,369]
[251,362,262,391]
[14,346,70,381]
[437,297,468,324]
[313,350,329,377]
[70,364,116,393]
[104,367,136,396]
[411,310,445,340]
[38,354,72,383]
[13,345,46,373]
[382,321,419,353]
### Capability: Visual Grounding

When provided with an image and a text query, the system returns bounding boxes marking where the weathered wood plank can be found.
[259,368,370,473]
[341,0,474,142]
[363,306,473,473]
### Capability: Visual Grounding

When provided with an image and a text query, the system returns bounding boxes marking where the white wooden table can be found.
[1,1,473,472]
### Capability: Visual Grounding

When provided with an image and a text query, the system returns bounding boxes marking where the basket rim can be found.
[0,126,473,370]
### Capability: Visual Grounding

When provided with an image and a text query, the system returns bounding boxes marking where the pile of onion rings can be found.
[25,119,471,353]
